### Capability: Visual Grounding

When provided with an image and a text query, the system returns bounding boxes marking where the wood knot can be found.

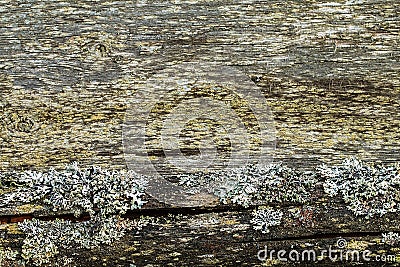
[95,43,109,57]
[80,41,111,58]
[2,112,39,134]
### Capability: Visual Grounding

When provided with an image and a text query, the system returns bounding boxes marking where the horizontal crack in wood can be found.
[0,205,254,224]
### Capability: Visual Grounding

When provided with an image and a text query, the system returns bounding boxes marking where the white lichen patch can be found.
[382,232,400,246]
[1,158,400,265]
[320,157,400,218]
[178,163,316,207]
[0,162,148,216]
[0,163,148,266]
[18,215,139,266]
[0,247,19,266]
[250,207,283,234]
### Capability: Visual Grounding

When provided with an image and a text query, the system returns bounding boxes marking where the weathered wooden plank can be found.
[0,158,400,266]
[1,0,400,266]
[0,0,399,171]
[1,202,400,266]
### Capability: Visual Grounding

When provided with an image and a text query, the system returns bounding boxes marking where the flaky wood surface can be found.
[1,0,400,266]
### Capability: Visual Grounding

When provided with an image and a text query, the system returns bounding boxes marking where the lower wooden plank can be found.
[1,201,399,266]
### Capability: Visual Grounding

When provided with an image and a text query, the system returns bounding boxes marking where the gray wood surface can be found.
[1,0,400,266]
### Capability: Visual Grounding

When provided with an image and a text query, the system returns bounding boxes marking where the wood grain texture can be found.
[0,0,400,266]
[0,0,399,171]
[1,201,400,266]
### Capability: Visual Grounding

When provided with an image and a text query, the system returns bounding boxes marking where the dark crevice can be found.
[0,198,335,224]
[0,204,255,224]
[0,198,329,224]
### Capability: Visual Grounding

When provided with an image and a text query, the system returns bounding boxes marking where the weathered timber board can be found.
[1,202,400,266]
[0,0,399,171]
[1,0,400,266]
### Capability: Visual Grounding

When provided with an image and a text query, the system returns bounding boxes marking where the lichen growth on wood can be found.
[382,232,400,246]
[1,158,400,265]
[18,215,142,266]
[178,163,316,207]
[320,157,400,218]
[0,162,148,217]
[250,207,283,234]
[0,246,19,266]
[0,163,149,266]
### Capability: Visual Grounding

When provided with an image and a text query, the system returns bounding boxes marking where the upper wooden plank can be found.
[0,0,399,173]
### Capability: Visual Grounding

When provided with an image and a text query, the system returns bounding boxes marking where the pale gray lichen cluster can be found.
[18,215,142,266]
[250,207,283,234]
[0,163,148,266]
[179,163,316,207]
[382,232,400,246]
[0,246,19,266]
[0,162,148,217]
[2,158,400,264]
[320,158,400,218]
